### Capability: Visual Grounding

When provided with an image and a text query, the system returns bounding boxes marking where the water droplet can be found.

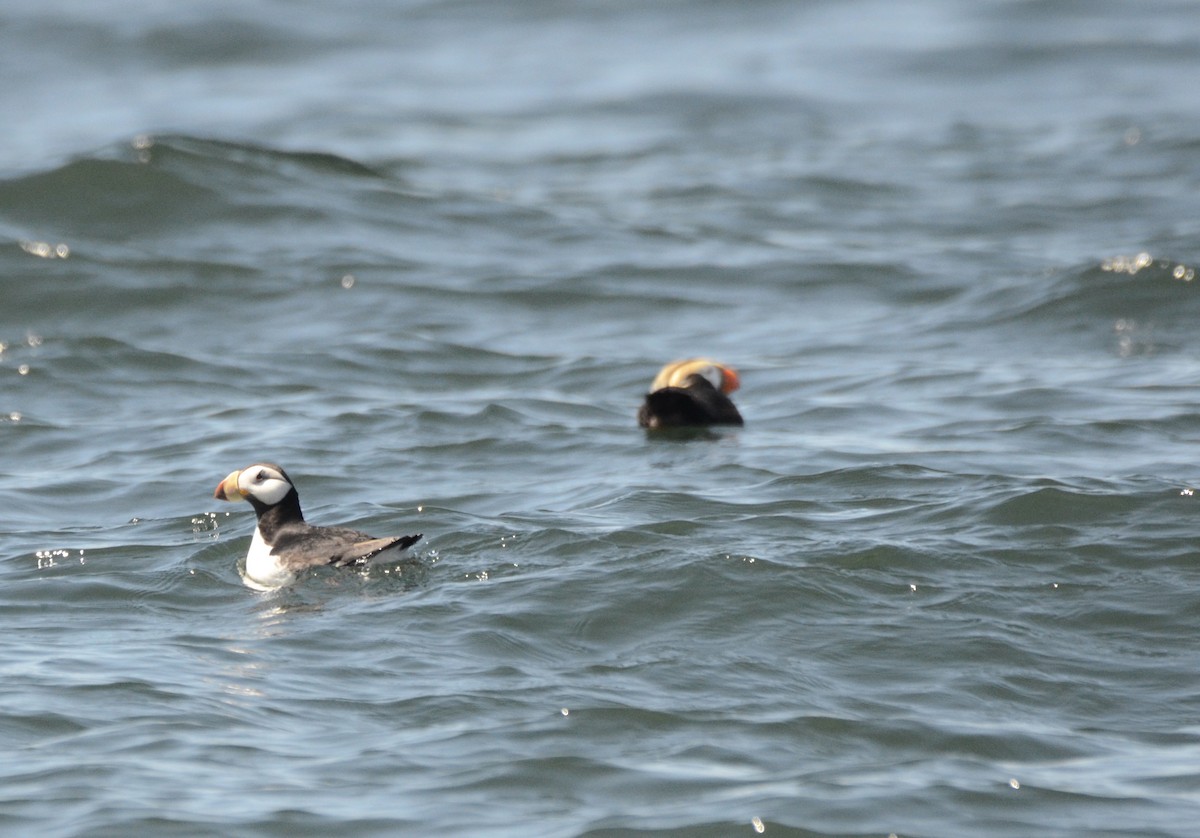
[751,816,765,833]
[1102,252,1157,275]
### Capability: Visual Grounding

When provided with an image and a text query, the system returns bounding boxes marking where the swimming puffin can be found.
[213,463,422,590]
[637,358,744,429]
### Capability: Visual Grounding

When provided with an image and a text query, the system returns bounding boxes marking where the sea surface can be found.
[3,1,1200,835]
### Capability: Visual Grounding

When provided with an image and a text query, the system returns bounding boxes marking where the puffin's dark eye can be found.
[256,470,268,481]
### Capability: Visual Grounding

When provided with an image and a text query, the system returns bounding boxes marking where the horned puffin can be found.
[637,358,744,429]
[213,463,422,590]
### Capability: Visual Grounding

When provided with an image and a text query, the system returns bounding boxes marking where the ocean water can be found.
[3,1,1200,835]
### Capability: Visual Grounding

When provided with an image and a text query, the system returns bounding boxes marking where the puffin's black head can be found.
[213,463,299,514]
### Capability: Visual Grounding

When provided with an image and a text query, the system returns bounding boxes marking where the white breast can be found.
[242,526,297,591]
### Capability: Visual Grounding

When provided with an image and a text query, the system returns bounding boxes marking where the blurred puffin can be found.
[213,463,422,590]
[637,358,744,429]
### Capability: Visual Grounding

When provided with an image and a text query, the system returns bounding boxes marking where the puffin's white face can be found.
[214,463,294,507]
[689,364,724,390]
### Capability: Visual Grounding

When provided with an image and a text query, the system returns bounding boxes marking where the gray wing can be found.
[271,525,422,570]
[327,534,423,567]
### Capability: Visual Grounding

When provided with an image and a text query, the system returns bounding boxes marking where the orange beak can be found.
[719,365,740,394]
[213,470,244,501]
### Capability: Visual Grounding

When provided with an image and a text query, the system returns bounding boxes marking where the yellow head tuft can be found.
[649,358,739,394]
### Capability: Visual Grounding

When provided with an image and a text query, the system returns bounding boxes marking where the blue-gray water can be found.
[3,1,1200,835]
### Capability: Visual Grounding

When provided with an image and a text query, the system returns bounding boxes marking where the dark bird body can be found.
[638,359,744,429]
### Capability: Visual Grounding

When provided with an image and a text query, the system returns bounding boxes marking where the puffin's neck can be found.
[249,490,304,541]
